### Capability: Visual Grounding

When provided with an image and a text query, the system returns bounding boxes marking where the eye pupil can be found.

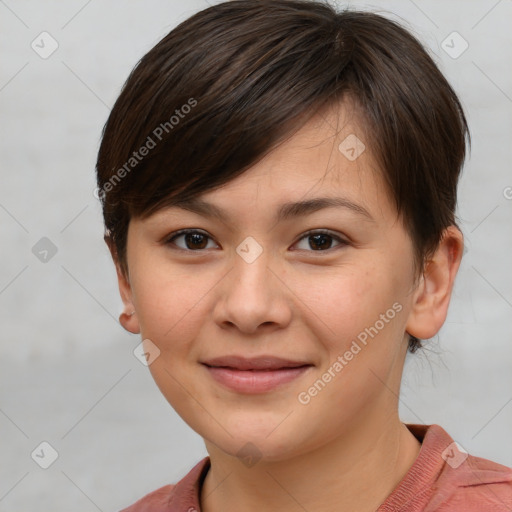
[170,230,343,253]
[309,233,332,250]
[186,233,208,249]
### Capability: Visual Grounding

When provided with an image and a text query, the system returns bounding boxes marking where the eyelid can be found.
[292,229,348,253]
[164,228,349,253]
[163,228,217,250]
[296,228,347,244]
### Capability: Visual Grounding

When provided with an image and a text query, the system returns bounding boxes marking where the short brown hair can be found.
[96,0,470,353]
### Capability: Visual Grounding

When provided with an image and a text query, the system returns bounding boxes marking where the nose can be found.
[212,237,292,334]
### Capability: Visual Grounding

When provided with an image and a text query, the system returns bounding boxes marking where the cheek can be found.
[295,277,407,425]
[129,260,214,356]
[132,248,407,351]
[129,263,217,419]
[298,264,388,339]
[303,258,408,370]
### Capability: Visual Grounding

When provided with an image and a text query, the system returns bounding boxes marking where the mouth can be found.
[201,355,312,371]
[201,355,313,393]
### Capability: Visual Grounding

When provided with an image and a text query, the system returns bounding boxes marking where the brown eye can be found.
[294,230,347,252]
[166,230,217,251]
[165,229,347,254]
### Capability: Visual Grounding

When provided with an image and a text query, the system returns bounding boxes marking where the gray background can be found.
[1,0,511,510]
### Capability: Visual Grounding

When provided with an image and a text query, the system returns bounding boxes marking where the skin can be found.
[111,104,464,512]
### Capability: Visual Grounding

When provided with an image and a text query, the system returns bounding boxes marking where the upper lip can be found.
[201,355,312,371]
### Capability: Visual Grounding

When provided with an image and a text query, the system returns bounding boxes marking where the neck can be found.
[200,417,421,512]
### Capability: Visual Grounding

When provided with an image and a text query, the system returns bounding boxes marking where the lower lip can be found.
[203,365,312,393]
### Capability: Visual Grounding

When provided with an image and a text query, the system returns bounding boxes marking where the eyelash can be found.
[164,229,348,254]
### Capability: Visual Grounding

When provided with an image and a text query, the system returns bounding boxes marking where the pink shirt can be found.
[120,424,512,511]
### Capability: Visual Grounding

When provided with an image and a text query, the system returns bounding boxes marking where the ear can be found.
[405,226,464,340]
[105,234,140,334]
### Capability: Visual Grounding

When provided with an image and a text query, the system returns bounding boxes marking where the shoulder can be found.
[434,453,512,511]
[119,484,176,512]
[117,456,210,512]
[381,424,512,512]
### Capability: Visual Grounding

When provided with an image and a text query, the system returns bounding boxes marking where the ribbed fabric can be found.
[376,424,512,511]
[120,424,512,511]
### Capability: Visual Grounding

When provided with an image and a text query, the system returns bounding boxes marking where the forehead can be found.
[255,103,373,184]
[149,102,394,226]
[197,106,387,210]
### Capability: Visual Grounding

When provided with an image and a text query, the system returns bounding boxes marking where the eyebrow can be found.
[168,196,374,224]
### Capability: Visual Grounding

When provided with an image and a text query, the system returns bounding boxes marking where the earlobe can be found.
[405,226,464,340]
[116,265,141,334]
[104,234,141,335]
[119,309,139,334]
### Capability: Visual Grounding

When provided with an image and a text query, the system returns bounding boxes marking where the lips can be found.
[201,355,312,371]
[201,355,313,393]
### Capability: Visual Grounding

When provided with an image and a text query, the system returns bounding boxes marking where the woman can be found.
[95,1,512,510]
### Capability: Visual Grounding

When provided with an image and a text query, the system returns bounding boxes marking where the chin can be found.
[203,422,312,465]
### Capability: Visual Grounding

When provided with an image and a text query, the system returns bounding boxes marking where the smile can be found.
[201,357,314,394]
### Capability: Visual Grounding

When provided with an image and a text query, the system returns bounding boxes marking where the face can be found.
[120,105,422,462]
